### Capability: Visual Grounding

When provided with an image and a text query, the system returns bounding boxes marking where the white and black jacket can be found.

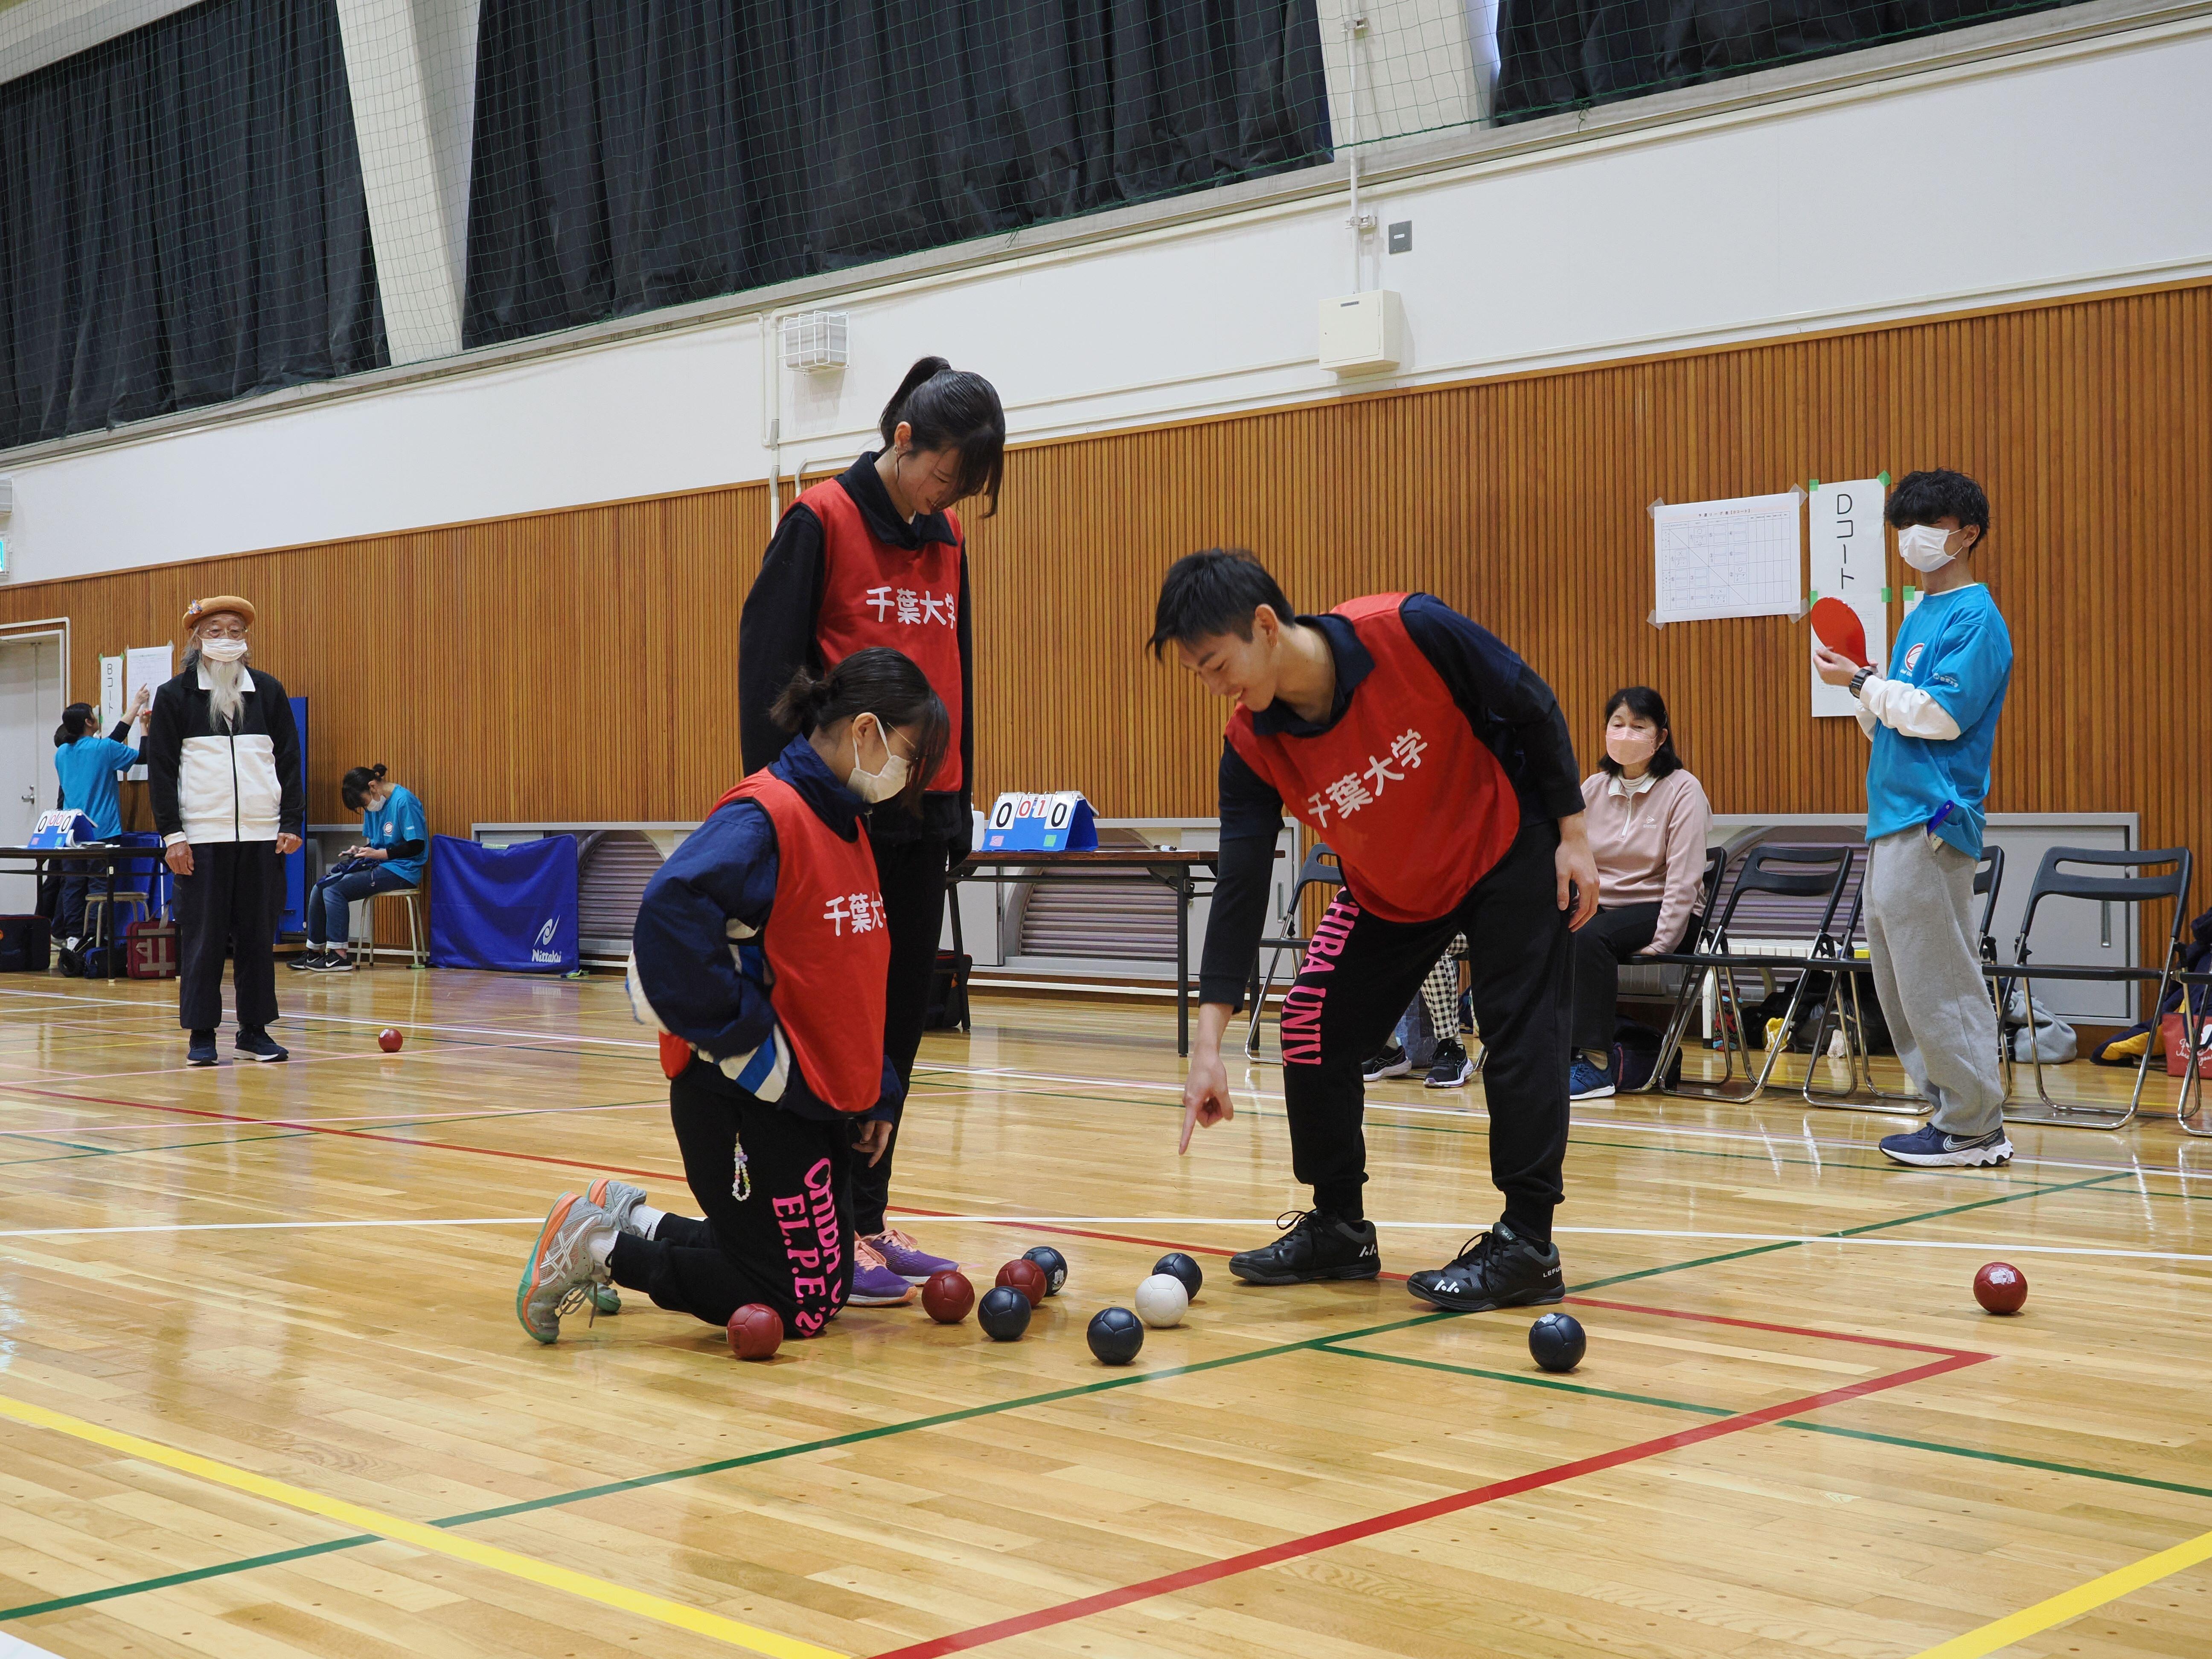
[145,664,305,845]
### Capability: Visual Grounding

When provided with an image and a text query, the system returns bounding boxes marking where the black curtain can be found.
[0,0,387,449]
[463,0,1332,347]
[1495,0,2072,123]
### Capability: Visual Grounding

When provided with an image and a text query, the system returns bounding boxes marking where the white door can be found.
[0,636,64,914]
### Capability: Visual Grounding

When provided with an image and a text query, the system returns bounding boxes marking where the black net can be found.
[460,0,1336,347]
[0,0,2105,445]
[0,0,386,449]
[1491,0,2083,125]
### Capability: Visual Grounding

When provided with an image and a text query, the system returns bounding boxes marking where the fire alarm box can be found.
[1318,291,1404,375]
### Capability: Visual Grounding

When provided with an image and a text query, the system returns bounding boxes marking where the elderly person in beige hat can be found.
[143,596,304,1065]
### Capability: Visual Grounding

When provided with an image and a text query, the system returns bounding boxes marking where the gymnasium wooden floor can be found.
[1,972,2210,1659]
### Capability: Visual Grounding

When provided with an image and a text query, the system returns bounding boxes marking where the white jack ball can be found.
[1135,1273,1189,1328]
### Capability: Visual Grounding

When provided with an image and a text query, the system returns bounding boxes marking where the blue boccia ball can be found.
[1086,1306,1145,1365]
[978,1285,1032,1341]
[1022,1245,1069,1295]
[1528,1312,1586,1373]
[1152,1252,1202,1298]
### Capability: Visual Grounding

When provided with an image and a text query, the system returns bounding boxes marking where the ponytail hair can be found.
[341,762,390,812]
[878,356,1006,517]
[771,648,951,813]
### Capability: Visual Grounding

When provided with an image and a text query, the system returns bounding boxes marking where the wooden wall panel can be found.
[7,279,2208,925]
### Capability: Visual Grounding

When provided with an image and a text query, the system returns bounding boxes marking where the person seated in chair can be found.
[1571,687,1711,1099]
[295,764,425,972]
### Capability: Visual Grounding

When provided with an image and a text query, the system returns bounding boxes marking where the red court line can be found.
[5,1086,682,1183]
[869,1347,1990,1659]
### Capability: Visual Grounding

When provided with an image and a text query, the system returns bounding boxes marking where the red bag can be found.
[126,917,178,980]
[2160,1012,2212,1078]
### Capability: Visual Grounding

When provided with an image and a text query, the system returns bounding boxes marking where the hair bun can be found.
[372,763,388,780]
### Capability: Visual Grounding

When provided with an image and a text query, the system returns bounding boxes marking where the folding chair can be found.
[1802,847,2004,1112]
[2000,846,2191,1131]
[1243,842,1342,1059]
[1626,847,1728,1095]
[1644,844,1855,1104]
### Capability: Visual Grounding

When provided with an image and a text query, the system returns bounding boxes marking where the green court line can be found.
[1320,1343,1735,1417]
[0,1168,2133,1627]
[1319,1345,2212,1505]
[0,1538,373,1622]
[0,1128,319,1170]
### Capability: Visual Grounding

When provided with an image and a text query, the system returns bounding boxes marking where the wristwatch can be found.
[1848,667,1874,699]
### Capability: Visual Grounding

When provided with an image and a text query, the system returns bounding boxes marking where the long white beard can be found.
[189,647,249,731]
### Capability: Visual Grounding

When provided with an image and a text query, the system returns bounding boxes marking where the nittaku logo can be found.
[530,916,562,963]
[1902,643,1925,673]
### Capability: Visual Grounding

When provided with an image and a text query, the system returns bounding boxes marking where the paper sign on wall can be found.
[99,655,124,731]
[1650,492,1805,624]
[123,644,172,780]
[1807,478,1887,719]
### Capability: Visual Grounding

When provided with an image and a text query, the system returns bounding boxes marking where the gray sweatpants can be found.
[1864,830,2007,1138]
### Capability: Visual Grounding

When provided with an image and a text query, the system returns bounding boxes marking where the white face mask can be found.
[1896,524,1957,573]
[846,717,910,804]
[200,636,249,662]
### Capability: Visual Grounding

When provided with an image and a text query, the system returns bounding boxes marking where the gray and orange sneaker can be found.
[585,1177,650,1236]
[515,1193,616,1343]
[863,1227,958,1285]
[850,1239,916,1306]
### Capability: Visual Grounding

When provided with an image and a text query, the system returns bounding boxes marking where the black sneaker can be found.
[1405,1221,1564,1311]
[310,952,354,973]
[288,951,326,972]
[1425,1039,1474,1089]
[186,1029,219,1067]
[1362,1045,1412,1082]
[235,1027,289,1063]
[1228,1209,1381,1285]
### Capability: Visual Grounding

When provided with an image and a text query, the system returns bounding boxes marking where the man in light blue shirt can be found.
[52,689,150,948]
[1814,469,2013,1169]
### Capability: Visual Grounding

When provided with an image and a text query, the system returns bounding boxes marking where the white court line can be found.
[0,985,659,1051]
[0,1097,665,1133]
[916,1058,2212,1182]
[893,1214,2212,1264]
[0,1217,541,1239]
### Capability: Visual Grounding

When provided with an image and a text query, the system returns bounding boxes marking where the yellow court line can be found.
[0,1392,847,1659]
[1912,1523,2212,1657]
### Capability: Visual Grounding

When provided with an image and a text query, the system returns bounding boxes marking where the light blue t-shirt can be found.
[363,785,428,885]
[1866,583,2012,858]
[53,734,141,840]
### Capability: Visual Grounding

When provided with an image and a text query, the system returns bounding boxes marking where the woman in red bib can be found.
[739,356,1004,1289]
[514,649,949,1345]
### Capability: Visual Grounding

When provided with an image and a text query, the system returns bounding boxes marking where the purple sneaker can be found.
[864,1227,960,1285]
[850,1240,916,1306]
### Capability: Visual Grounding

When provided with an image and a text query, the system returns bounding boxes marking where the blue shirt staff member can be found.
[50,687,151,950]
[294,764,427,973]
[1813,469,2013,1170]
[737,355,1004,1299]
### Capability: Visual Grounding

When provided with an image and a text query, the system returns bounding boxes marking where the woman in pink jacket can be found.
[1570,687,1711,1099]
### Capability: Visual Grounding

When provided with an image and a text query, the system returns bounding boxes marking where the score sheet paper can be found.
[1650,492,1804,624]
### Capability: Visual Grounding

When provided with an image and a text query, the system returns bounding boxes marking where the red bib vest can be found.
[661,771,890,1113]
[802,478,965,793]
[1225,595,1519,923]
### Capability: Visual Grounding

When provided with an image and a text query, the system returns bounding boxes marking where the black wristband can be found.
[1849,667,1874,698]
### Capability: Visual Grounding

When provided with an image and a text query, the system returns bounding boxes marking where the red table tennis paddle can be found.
[1809,596,1869,669]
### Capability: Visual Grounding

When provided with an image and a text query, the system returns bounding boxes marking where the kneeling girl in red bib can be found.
[515,648,949,1345]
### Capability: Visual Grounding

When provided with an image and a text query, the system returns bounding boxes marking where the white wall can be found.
[4,6,2209,580]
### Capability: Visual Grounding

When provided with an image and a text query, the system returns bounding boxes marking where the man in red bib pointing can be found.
[1153,550,1597,1310]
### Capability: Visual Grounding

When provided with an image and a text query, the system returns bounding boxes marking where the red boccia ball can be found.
[727,1302,784,1359]
[1973,1261,2028,1315]
[995,1258,1049,1308]
[922,1270,975,1324]
[378,1028,404,1053]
